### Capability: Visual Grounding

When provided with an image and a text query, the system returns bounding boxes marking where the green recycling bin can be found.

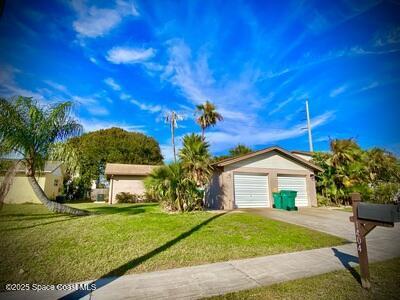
[272,192,282,209]
[280,190,298,211]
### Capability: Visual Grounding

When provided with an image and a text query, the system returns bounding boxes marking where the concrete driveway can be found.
[241,207,400,243]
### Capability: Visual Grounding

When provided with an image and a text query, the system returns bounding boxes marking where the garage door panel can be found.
[234,174,269,208]
[278,176,308,207]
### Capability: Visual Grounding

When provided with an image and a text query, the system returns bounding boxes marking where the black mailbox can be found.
[357,203,400,224]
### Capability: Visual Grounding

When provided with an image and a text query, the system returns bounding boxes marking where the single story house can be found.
[105,163,159,204]
[206,146,322,209]
[0,161,64,204]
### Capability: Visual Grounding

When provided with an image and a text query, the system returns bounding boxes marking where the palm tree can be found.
[144,163,202,212]
[195,101,223,139]
[179,134,212,187]
[0,96,89,215]
[229,144,252,157]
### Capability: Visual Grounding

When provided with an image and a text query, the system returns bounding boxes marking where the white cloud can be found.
[79,118,145,133]
[106,47,155,64]
[374,27,400,47]
[71,0,139,38]
[162,39,261,126]
[104,77,121,91]
[329,85,347,98]
[130,99,162,113]
[43,80,68,93]
[0,65,44,100]
[160,144,175,163]
[206,111,335,153]
[86,106,109,116]
[72,95,97,105]
[89,57,98,64]
[358,81,379,93]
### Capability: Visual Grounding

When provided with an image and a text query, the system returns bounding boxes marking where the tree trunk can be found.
[201,127,205,140]
[27,176,90,216]
[0,161,18,211]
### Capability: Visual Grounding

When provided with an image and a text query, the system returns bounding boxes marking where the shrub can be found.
[115,192,144,203]
[369,182,400,204]
[144,163,204,212]
[317,194,332,206]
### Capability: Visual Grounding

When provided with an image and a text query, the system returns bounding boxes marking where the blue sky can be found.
[0,0,399,161]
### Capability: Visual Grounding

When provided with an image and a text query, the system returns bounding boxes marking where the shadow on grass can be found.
[60,212,227,300]
[332,247,361,284]
[0,214,68,222]
[2,217,78,232]
[86,203,158,215]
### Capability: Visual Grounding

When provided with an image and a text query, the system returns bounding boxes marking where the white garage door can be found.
[234,174,269,208]
[278,176,309,207]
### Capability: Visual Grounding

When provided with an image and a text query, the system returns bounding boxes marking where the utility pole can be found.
[165,111,183,162]
[305,99,314,152]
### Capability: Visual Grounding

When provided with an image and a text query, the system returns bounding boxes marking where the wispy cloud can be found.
[130,99,163,113]
[374,27,400,47]
[106,47,155,64]
[43,80,68,93]
[161,39,261,124]
[104,77,121,91]
[206,111,335,152]
[329,85,347,97]
[0,65,44,100]
[86,106,109,116]
[79,117,145,133]
[71,0,138,38]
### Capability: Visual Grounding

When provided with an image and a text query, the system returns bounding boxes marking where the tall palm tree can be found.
[229,144,252,157]
[195,101,223,139]
[179,133,212,187]
[0,96,89,215]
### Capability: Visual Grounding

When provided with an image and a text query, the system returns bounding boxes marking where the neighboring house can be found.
[0,161,64,204]
[105,163,159,204]
[291,150,313,161]
[206,146,322,209]
[90,180,109,202]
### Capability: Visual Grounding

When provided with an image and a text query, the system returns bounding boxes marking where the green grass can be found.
[207,257,400,300]
[0,203,345,287]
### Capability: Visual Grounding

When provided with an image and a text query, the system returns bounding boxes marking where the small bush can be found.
[369,182,400,204]
[115,192,144,203]
[317,194,333,206]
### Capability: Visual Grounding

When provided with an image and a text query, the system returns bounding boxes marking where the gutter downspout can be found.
[109,175,114,205]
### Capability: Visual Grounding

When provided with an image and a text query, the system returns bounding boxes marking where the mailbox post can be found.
[350,192,396,289]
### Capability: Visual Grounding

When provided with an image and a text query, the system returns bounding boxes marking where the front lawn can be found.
[0,203,345,287]
[208,257,400,299]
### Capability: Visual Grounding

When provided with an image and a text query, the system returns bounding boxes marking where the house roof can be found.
[0,160,63,174]
[291,150,313,156]
[105,163,160,177]
[213,146,323,172]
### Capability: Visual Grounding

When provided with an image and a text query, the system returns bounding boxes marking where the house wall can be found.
[109,175,147,204]
[205,169,222,209]
[43,173,63,200]
[0,174,46,204]
[224,150,311,171]
[212,151,318,209]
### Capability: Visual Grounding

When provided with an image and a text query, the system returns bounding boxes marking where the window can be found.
[54,179,59,187]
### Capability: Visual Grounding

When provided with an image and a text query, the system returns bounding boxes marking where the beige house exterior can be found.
[105,163,159,204]
[0,161,64,204]
[206,146,322,210]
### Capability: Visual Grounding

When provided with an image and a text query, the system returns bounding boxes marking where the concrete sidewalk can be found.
[1,210,399,300]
